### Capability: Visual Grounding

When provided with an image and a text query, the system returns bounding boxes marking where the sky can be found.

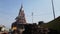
[0,0,60,28]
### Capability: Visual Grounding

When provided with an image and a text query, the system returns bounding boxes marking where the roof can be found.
[40,16,60,31]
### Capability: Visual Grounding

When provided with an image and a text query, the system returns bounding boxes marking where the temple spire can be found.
[20,4,24,11]
[15,4,26,24]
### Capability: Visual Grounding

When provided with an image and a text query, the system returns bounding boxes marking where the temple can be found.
[11,4,27,34]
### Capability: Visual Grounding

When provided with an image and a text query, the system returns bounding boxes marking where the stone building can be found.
[11,4,27,34]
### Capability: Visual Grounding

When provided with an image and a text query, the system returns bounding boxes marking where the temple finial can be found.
[20,3,24,11]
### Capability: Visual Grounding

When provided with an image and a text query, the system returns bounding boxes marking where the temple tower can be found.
[15,4,26,24]
[11,4,27,30]
[11,4,27,32]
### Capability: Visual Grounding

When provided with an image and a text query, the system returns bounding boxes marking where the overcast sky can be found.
[0,0,60,28]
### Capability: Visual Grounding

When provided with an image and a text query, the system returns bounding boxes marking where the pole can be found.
[51,0,55,19]
[32,12,33,23]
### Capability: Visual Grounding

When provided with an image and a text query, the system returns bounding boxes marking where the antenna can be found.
[51,0,55,19]
[32,12,33,23]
